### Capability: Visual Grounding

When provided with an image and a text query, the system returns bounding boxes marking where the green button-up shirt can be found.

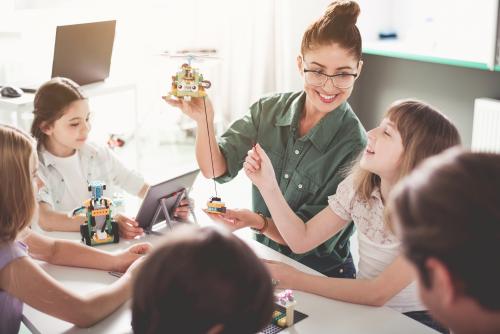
[215,91,367,274]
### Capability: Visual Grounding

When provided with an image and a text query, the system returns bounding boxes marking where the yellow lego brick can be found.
[207,202,225,208]
[91,208,110,217]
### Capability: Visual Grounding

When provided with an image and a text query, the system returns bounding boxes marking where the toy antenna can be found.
[203,97,218,196]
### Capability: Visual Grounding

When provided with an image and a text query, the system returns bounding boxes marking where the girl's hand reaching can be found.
[203,208,264,232]
[162,95,215,125]
[244,143,278,191]
[113,242,152,273]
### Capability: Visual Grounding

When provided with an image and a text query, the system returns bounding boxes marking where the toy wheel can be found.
[112,221,120,243]
[80,225,92,246]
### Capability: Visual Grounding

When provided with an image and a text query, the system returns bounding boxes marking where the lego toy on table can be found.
[72,181,119,246]
[261,290,308,334]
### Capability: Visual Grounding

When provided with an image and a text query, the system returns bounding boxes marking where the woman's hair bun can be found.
[324,0,360,26]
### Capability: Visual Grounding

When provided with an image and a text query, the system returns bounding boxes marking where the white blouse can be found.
[328,174,425,313]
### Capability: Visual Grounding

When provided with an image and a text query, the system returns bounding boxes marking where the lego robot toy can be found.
[165,56,226,214]
[73,181,119,246]
[165,55,212,102]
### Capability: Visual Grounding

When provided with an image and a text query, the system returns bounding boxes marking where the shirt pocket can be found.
[46,168,66,207]
[261,144,284,177]
[285,169,320,209]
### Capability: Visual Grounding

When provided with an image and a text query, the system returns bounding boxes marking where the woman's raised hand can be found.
[162,95,215,125]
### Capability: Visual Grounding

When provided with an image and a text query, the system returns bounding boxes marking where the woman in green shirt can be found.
[164,0,366,277]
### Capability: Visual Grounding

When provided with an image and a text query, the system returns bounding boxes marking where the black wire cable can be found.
[202,97,218,197]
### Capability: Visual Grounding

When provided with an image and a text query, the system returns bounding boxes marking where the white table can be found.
[23,194,437,334]
[0,80,138,131]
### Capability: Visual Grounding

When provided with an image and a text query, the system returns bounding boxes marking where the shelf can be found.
[362,41,498,72]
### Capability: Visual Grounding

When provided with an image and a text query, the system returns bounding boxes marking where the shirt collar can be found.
[39,143,96,167]
[275,91,350,153]
[274,92,306,127]
[306,101,349,153]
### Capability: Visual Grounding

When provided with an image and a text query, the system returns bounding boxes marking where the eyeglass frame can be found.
[303,68,359,89]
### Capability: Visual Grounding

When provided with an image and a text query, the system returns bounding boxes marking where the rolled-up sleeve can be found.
[36,168,55,207]
[215,100,261,184]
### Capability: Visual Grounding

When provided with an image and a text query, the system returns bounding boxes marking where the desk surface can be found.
[0,80,136,109]
[23,182,437,334]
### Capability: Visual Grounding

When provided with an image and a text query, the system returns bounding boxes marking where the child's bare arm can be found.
[0,256,141,327]
[267,255,415,306]
[21,230,151,272]
[38,202,84,232]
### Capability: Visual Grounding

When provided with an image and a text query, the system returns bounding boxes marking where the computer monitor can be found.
[51,20,116,85]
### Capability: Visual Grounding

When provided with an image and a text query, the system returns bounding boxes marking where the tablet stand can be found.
[144,188,186,234]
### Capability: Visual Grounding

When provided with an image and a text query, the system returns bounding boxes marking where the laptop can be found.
[20,20,116,92]
[51,20,116,85]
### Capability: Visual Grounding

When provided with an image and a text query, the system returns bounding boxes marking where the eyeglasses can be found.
[303,69,358,89]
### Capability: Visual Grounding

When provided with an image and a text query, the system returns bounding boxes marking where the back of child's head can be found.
[132,225,274,334]
[354,99,461,201]
[389,148,500,311]
[0,125,36,242]
[31,77,85,147]
[301,0,362,60]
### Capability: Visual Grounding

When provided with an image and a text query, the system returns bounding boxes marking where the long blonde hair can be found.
[0,125,36,242]
[351,99,461,202]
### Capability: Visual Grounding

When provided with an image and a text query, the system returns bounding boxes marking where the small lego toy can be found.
[206,196,226,213]
[273,290,298,328]
[73,181,119,246]
[166,63,211,102]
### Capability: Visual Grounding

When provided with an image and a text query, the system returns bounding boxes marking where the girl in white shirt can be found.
[222,99,460,332]
[31,77,190,239]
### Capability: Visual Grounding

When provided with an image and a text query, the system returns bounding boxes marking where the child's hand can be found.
[162,95,215,125]
[173,198,193,220]
[263,259,300,289]
[203,208,260,232]
[123,254,147,280]
[114,242,152,273]
[244,143,278,191]
[114,214,144,239]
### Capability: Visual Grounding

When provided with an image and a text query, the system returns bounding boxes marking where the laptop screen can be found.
[51,20,116,85]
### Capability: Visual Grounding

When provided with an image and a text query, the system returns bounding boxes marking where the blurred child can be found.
[237,99,460,332]
[31,77,189,239]
[390,149,500,334]
[0,124,150,333]
[132,225,273,334]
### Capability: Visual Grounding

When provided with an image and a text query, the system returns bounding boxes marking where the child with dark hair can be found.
[132,225,274,334]
[31,77,190,238]
[389,149,500,334]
